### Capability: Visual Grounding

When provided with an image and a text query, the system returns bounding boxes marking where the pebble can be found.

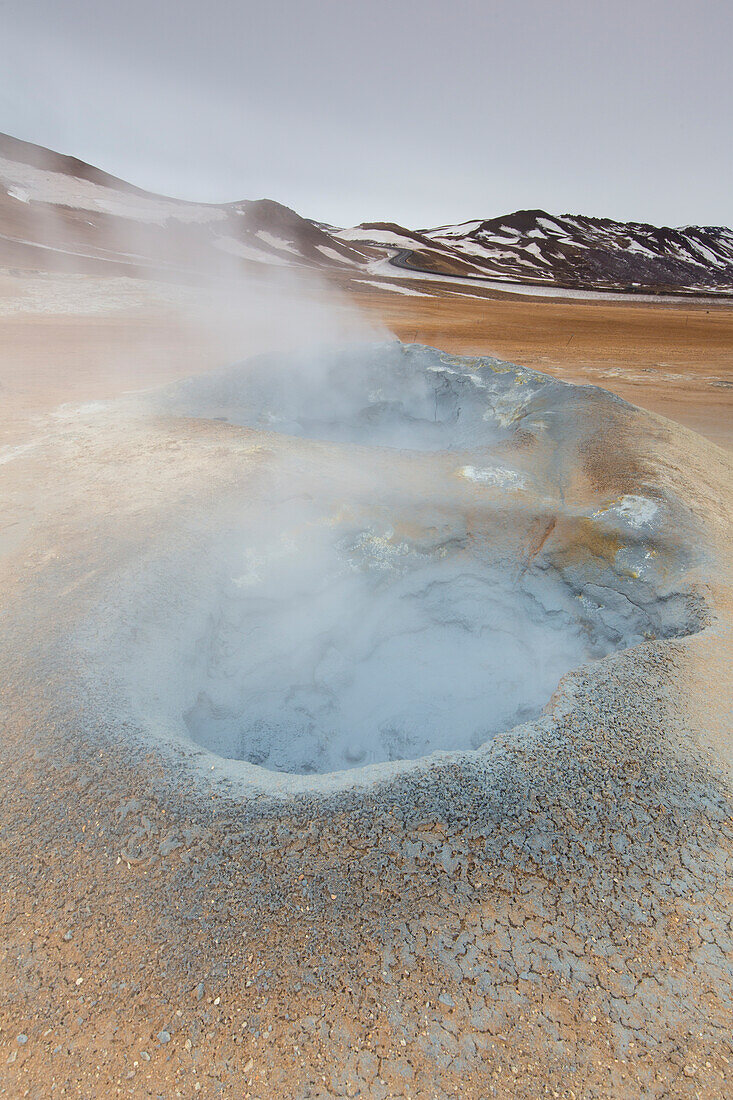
[683,1065,697,1077]
[16,1034,28,1045]
[63,930,73,942]
[158,1030,171,1044]
[195,982,205,1001]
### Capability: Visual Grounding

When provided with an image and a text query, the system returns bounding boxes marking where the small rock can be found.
[140,1051,150,1062]
[63,930,73,942]
[243,1058,254,1073]
[194,982,205,1001]
[683,1065,697,1078]
[16,1034,28,1045]
[6,1050,17,1065]
[158,1030,171,1044]
[438,993,454,1009]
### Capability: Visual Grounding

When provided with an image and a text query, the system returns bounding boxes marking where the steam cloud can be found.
[7,181,684,779]
[76,343,676,778]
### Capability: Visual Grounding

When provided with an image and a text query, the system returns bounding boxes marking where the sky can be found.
[1,0,731,228]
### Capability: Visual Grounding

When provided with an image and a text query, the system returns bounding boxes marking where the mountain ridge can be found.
[1,132,732,297]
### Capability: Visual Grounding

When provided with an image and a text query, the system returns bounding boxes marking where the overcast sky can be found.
[2,0,731,228]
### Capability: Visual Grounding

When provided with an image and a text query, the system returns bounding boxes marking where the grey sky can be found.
[2,0,731,228]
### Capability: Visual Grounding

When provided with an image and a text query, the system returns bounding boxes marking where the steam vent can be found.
[1,342,732,1097]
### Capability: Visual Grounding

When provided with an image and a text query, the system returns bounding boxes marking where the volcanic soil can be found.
[0,274,731,1100]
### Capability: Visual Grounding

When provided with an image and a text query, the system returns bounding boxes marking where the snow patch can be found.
[255,230,296,252]
[6,187,29,203]
[213,236,289,266]
[358,279,429,297]
[0,156,226,225]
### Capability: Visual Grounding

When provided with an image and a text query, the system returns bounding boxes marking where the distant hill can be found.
[2,132,732,297]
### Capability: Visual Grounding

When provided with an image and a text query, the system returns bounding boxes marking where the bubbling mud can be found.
[91,342,696,778]
[173,519,649,774]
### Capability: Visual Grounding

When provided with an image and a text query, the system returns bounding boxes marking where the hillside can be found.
[1,132,732,297]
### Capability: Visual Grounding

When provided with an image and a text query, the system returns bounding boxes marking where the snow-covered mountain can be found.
[2,132,732,297]
[0,133,374,279]
[333,210,733,294]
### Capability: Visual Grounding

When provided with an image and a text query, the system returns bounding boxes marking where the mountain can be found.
[0,132,375,280]
[394,209,733,294]
[1,132,732,297]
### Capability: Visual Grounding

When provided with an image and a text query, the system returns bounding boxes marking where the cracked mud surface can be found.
[0,344,732,1098]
